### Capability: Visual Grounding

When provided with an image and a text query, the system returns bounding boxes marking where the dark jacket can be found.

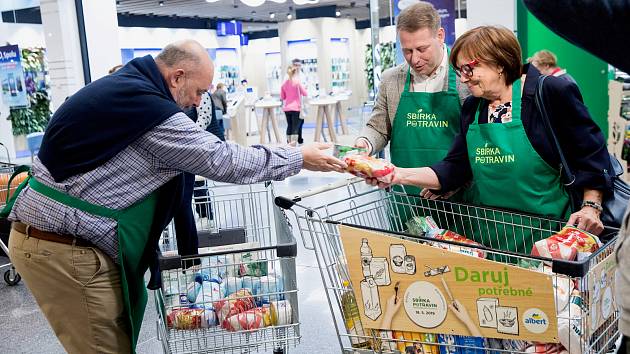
[431,64,613,195]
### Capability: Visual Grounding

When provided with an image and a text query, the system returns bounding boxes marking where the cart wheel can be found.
[273,348,284,354]
[4,268,21,286]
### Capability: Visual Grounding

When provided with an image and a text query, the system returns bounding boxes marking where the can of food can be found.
[270,299,293,325]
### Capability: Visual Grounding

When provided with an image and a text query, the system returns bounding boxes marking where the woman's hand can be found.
[365,167,401,189]
[379,294,403,330]
[567,206,604,235]
[448,300,482,337]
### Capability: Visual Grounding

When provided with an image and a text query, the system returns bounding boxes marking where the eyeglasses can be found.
[455,59,479,78]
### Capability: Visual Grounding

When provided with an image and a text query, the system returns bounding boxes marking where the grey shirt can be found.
[211,89,228,114]
[358,62,470,153]
[9,112,303,262]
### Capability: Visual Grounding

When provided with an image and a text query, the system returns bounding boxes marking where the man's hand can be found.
[301,143,347,172]
[354,138,372,155]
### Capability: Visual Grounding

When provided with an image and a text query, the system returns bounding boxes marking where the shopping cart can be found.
[0,161,23,286]
[155,178,300,354]
[276,177,620,354]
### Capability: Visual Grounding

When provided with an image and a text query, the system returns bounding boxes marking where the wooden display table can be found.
[254,100,283,144]
[331,94,350,135]
[309,97,338,143]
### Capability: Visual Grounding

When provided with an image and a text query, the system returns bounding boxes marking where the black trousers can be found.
[284,111,301,138]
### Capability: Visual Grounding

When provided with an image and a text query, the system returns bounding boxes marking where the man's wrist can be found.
[581,200,603,214]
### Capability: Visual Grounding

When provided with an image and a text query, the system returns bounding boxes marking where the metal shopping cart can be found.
[0,161,23,286]
[276,177,620,354]
[155,178,300,354]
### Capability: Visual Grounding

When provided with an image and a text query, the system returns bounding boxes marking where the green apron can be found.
[2,172,159,353]
[464,79,571,253]
[389,54,462,230]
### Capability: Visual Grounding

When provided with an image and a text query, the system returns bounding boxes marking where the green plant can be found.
[8,47,51,136]
[364,42,396,94]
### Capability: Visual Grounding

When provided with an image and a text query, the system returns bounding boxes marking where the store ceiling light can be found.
[287,13,293,19]
[269,12,275,19]
[335,10,341,17]
[269,0,287,3]
[159,1,164,6]
[240,0,265,6]
[205,0,220,2]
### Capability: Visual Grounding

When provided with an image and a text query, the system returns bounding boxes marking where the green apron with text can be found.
[2,172,158,354]
[464,79,571,254]
[389,55,463,231]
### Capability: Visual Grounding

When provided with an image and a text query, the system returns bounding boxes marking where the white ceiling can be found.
[116,0,399,32]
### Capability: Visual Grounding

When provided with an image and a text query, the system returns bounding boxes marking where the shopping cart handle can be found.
[274,177,364,209]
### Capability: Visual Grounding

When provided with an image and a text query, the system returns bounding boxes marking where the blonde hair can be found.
[287,65,298,78]
[450,26,523,85]
[530,50,557,68]
[396,1,440,34]
[216,83,225,90]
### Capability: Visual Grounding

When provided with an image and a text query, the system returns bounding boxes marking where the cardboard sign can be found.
[585,253,617,337]
[340,225,558,342]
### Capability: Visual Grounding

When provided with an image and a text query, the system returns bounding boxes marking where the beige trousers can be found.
[8,228,131,354]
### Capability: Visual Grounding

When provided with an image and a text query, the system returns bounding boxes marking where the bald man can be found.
[5,40,346,354]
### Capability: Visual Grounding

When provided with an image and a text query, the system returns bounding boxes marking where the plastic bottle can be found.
[360,238,373,277]
[340,280,372,349]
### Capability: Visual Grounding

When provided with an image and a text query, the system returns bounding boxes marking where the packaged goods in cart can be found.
[254,274,285,303]
[270,300,293,325]
[223,307,272,331]
[392,331,440,354]
[406,216,441,236]
[189,304,219,328]
[220,276,244,297]
[524,343,568,353]
[557,291,584,354]
[192,281,222,305]
[238,251,268,277]
[214,289,257,324]
[167,308,205,329]
[343,154,395,182]
[429,230,486,258]
[531,226,601,261]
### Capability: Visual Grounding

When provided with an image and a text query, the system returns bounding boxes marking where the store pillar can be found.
[40,0,120,111]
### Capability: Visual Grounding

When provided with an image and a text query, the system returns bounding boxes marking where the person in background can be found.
[529,49,578,85]
[280,64,308,144]
[5,39,346,354]
[364,26,611,244]
[354,1,470,199]
[522,1,630,352]
[211,83,228,116]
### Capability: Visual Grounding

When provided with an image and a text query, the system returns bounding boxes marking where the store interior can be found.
[1,0,630,353]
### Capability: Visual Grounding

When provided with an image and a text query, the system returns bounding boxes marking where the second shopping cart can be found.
[277,178,619,354]
[156,179,300,354]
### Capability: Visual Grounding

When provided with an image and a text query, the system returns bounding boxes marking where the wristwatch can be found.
[581,200,603,212]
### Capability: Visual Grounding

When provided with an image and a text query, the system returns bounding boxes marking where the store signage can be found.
[340,225,558,343]
[585,253,617,338]
[0,44,28,108]
[217,21,243,36]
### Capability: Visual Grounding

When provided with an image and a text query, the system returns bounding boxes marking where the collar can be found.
[551,68,566,77]
[410,43,448,81]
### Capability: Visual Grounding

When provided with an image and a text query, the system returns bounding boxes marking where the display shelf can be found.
[330,38,350,94]
[215,48,240,93]
[287,39,319,97]
[265,52,282,95]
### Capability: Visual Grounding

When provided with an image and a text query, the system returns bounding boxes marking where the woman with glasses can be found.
[365,26,612,237]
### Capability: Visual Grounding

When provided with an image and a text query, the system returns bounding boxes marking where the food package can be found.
[189,304,219,328]
[194,281,223,305]
[557,291,584,354]
[238,250,268,277]
[430,230,486,258]
[456,336,486,354]
[270,300,293,325]
[391,331,439,354]
[220,276,244,297]
[213,289,257,324]
[406,216,441,236]
[222,307,272,331]
[437,334,459,354]
[167,308,205,329]
[254,274,285,303]
[531,226,601,261]
[343,154,394,181]
[524,343,568,353]
[241,276,262,294]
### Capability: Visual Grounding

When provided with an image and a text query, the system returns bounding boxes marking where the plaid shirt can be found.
[9,112,302,262]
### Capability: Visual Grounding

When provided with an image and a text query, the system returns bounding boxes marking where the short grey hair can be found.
[155,43,201,67]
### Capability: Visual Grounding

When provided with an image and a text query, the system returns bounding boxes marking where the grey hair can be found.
[155,43,201,67]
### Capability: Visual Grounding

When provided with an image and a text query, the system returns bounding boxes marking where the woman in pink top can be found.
[280,65,308,143]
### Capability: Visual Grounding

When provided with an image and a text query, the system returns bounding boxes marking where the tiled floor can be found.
[0,116,369,354]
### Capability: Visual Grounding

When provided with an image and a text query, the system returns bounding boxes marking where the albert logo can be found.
[523,308,549,334]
